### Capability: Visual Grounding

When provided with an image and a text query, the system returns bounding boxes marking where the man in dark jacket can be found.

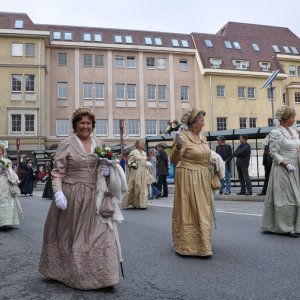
[233,135,252,195]
[156,144,169,197]
[216,136,232,195]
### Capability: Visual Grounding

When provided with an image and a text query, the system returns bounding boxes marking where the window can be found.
[298,66,300,77]
[127,84,136,100]
[145,37,152,45]
[291,47,299,54]
[233,41,241,49]
[268,118,274,127]
[11,75,22,92]
[179,59,188,71]
[95,55,104,67]
[58,53,68,65]
[158,85,167,101]
[53,32,61,40]
[94,34,102,42]
[14,20,24,29]
[217,117,227,131]
[210,58,222,68]
[260,62,270,71]
[128,120,140,136]
[95,83,104,99]
[127,56,136,68]
[57,82,68,99]
[116,84,125,100]
[25,75,35,92]
[64,32,72,40]
[11,114,21,132]
[224,41,232,49]
[247,87,255,99]
[238,86,246,98]
[272,45,280,53]
[95,120,108,136]
[154,37,162,45]
[25,114,35,132]
[240,118,247,129]
[113,120,122,136]
[56,120,69,136]
[83,83,93,99]
[146,57,155,69]
[283,93,286,104]
[216,85,225,97]
[172,39,179,47]
[83,54,93,66]
[159,120,169,134]
[146,120,157,135]
[115,56,125,68]
[289,65,296,76]
[267,88,275,100]
[283,46,291,54]
[157,58,166,70]
[205,39,213,47]
[252,43,260,51]
[249,118,256,128]
[12,43,23,56]
[125,36,133,43]
[25,43,35,56]
[114,35,122,43]
[295,92,300,103]
[147,85,156,100]
[181,40,189,48]
[83,33,91,41]
[180,86,189,101]
[235,60,248,70]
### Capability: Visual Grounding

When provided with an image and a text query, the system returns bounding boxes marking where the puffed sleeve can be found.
[269,129,284,164]
[51,140,68,193]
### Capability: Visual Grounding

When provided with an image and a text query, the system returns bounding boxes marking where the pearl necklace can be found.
[76,136,97,174]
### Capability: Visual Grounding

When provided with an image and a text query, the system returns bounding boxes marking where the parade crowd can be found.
[1,105,300,290]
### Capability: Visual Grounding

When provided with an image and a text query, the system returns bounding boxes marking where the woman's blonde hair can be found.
[134,139,144,149]
[0,144,5,153]
[275,105,296,121]
[181,108,206,127]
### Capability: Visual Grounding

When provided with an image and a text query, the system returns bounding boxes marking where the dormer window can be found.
[224,41,232,49]
[283,46,291,54]
[181,40,189,48]
[64,32,72,40]
[205,39,213,47]
[209,58,222,69]
[272,45,280,53]
[94,34,102,42]
[252,43,260,51]
[114,35,122,43]
[154,37,162,45]
[125,36,133,44]
[233,42,241,49]
[259,62,270,71]
[145,37,152,45]
[14,20,24,29]
[291,47,299,54]
[83,33,91,41]
[233,60,249,70]
[53,32,61,40]
[172,39,179,47]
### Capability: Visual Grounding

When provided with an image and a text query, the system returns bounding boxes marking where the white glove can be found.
[54,191,68,210]
[176,133,184,147]
[286,163,296,173]
[100,164,110,176]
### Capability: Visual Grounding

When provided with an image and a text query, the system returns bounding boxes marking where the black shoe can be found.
[245,192,252,196]
[219,191,223,195]
[162,195,168,198]
[236,192,245,195]
[288,232,299,238]
[224,192,231,195]
[257,192,266,196]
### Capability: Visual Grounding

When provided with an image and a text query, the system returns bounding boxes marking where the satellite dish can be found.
[261,69,280,89]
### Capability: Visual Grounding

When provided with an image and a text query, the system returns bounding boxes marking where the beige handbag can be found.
[211,173,221,190]
[100,191,115,218]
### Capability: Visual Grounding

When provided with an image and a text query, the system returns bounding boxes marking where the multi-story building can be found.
[1,12,300,156]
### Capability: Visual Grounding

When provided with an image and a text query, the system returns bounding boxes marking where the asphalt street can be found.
[1,191,300,300]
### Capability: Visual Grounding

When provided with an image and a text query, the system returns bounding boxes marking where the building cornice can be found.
[0,29,50,37]
[276,54,300,61]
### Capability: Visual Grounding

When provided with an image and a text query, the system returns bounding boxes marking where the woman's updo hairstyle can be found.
[181,108,206,128]
[72,107,96,132]
[275,105,295,122]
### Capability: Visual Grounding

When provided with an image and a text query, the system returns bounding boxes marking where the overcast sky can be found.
[2,0,300,37]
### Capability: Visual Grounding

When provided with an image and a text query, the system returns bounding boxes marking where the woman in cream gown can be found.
[171,108,213,256]
[122,139,148,209]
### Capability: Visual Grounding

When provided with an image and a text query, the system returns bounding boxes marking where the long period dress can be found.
[261,126,300,234]
[39,134,120,290]
[122,149,148,209]
[0,158,22,227]
[171,130,213,256]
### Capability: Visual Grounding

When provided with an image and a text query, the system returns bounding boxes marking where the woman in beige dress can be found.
[171,108,213,256]
[39,108,122,290]
[122,139,148,209]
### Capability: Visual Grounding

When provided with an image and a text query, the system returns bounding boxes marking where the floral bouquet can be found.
[166,119,182,136]
[128,160,138,170]
[0,159,9,169]
[94,144,117,160]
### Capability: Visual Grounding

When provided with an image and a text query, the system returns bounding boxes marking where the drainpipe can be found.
[209,75,213,130]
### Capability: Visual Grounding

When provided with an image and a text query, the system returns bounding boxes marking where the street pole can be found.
[119,119,124,155]
[16,138,21,178]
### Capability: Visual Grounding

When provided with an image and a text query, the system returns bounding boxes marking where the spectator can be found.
[19,158,35,196]
[233,135,252,195]
[156,144,169,197]
[215,136,232,195]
